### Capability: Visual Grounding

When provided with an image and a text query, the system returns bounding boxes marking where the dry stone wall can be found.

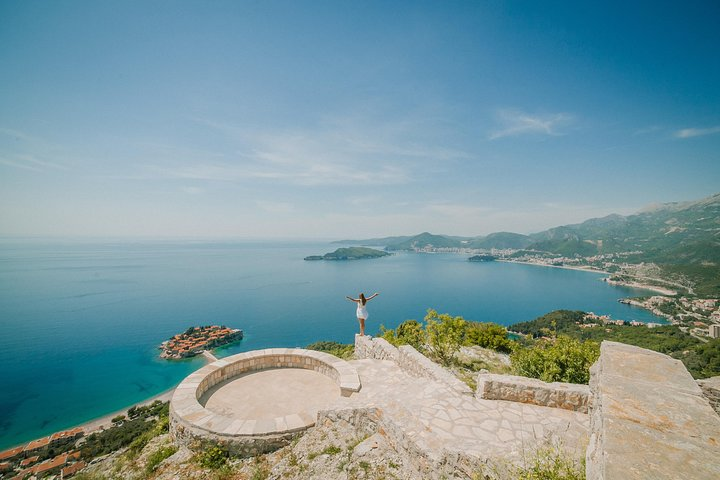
[475,373,591,413]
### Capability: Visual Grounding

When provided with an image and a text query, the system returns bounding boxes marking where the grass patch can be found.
[145,444,177,474]
[510,442,585,480]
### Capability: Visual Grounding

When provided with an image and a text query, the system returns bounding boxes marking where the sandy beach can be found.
[497,259,611,275]
[602,278,677,296]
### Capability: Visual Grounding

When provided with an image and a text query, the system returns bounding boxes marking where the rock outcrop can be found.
[586,341,720,480]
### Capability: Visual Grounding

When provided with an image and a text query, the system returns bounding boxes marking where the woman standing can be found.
[346,292,379,336]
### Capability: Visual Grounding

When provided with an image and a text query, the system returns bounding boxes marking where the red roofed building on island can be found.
[0,462,13,473]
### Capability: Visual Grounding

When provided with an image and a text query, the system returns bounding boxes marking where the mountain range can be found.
[337,192,720,294]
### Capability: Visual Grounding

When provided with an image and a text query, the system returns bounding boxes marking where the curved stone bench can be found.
[170,348,361,456]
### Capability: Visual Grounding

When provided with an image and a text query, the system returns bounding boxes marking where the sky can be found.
[1,0,719,239]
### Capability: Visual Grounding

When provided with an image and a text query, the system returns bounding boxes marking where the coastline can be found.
[77,386,177,435]
[602,278,677,296]
[498,259,679,296]
[497,259,610,275]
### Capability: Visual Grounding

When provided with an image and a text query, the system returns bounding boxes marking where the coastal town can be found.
[395,243,720,337]
[159,325,243,359]
[0,428,85,479]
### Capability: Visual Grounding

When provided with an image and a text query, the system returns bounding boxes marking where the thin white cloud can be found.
[0,154,66,172]
[489,109,573,140]
[674,126,720,139]
[165,115,465,187]
[181,186,204,195]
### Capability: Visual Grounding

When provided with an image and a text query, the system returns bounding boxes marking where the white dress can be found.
[356,302,368,319]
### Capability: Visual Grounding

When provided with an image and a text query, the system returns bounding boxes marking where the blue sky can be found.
[1,0,718,238]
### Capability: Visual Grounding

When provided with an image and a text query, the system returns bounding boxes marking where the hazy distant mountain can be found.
[465,232,533,250]
[385,232,463,251]
[333,235,414,246]
[338,193,720,271]
[526,192,720,264]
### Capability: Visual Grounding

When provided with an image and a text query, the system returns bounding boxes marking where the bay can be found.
[0,239,664,449]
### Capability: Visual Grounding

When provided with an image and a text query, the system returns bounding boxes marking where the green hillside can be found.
[466,232,533,249]
[385,232,463,250]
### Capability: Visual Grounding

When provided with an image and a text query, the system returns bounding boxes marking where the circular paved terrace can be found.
[169,348,361,455]
[200,368,339,420]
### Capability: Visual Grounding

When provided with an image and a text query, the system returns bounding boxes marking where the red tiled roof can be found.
[20,455,39,467]
[61,460,87,477]
[32,453,67,474]
[0,446,24,461]
[24,436,50,451]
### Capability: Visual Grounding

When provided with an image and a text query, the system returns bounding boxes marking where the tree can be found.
[425,309,466,366]
[380,319,426,351]
[464,321,515,353]
[511,335,600,384]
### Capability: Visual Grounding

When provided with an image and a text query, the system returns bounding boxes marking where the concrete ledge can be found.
[170,348,361,456]
[586,341,720,480]
[475,373,592,413]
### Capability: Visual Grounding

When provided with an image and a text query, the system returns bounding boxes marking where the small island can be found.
[159,325,243,359]
[304,247,390,261]
[468,254,497,262]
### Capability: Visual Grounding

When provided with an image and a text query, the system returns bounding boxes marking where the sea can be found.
[0,238,666,450]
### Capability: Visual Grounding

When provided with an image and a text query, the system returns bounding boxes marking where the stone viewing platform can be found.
[170,348,361,456]
[169,336,720,478]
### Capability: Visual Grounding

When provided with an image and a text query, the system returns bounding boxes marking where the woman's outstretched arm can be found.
[346,296,359,302]
[366,292,380,301]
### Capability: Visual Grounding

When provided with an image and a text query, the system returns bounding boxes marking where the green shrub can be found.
[464,321,515,353]
[305,341,354,359]
[380,319,426,351]
[425,309,467,366]
[198,446,229,469]
[321,445,342,455]
[511,336,599,384]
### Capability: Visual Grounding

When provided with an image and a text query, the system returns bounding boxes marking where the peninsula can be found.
[304,247,390,261]
[159,325,243,359]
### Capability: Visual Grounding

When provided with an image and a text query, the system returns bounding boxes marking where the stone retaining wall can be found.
[354,334,399,361]
[586,341,720,480]
[697,376,720,416]
[170,348,361,457]
[475,373,592,413]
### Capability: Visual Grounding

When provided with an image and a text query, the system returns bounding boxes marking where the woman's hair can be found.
[359,293,366,305]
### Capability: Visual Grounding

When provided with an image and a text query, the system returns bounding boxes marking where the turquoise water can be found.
[0,239,664,449]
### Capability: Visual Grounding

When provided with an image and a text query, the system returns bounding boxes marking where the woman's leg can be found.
[358,317,365,336]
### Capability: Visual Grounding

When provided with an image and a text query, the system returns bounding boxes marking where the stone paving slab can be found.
[331,358,589,464]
